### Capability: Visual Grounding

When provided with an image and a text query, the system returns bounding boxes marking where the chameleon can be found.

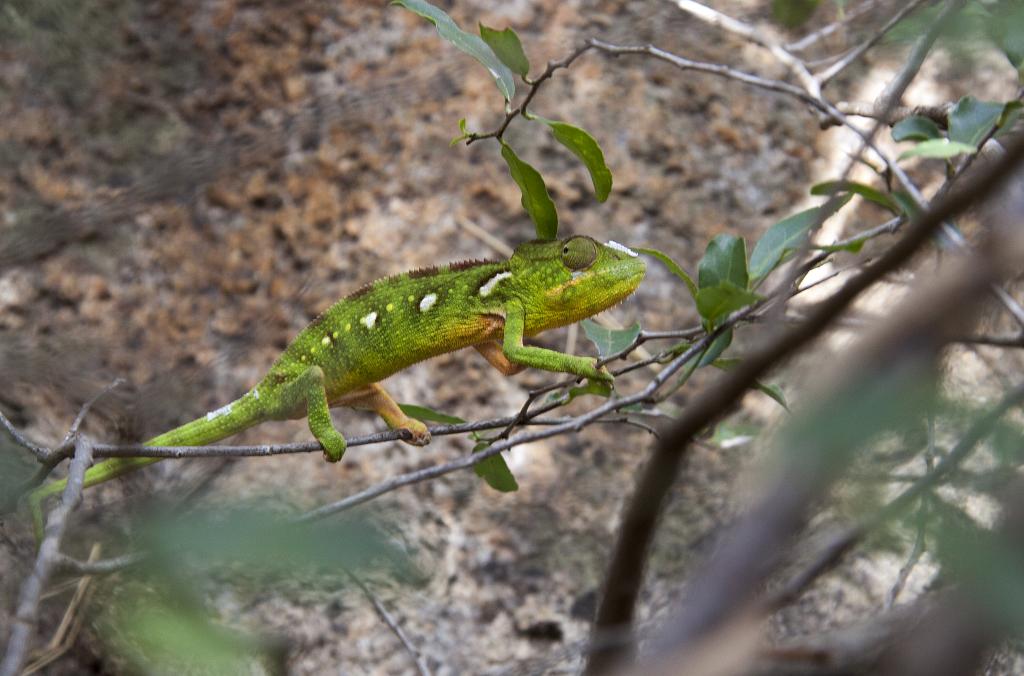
[28,235,646,536]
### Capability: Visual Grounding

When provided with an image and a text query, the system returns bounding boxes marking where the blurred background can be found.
[2,0,1022,673]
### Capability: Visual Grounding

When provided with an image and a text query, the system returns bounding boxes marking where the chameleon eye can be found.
[560,236,598,271]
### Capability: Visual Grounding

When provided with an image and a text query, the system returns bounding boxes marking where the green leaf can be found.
[710,421,761,448]
[711,359,789,410]
[986,2,1024,79]
[698,329,733,367]
[581,319,641,359]
[756,382,789,410]
[391,0,515,101]
[997,101,1023,137]
[538,119,613,202]
[891,115,943,142]
[898,138,977,160]
[450,117,470,146]
[107,592,269,675]
[748,195,852,286]
[499,141,558,239]
[544,378,612,406]
[811,180,900,214]
[891,191,922,217]
[814,239,867,254]
[478,24,530,77]
[948,96,1006,148]
[473,447,519,492]
[695,282,760,327]
[635,246,698,299]
[698,234,748,290]
[771,0,821,28]
[399,403,465,425]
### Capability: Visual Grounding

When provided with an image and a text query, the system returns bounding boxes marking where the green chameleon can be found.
[28,235,645,535]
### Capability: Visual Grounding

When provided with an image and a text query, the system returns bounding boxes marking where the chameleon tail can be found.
[29,393,261,541]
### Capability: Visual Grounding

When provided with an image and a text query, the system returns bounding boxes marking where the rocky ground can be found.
[1,1,1020,674]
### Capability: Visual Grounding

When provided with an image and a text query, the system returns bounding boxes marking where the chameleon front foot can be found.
[398,418,431,447]
[318,429,348,463]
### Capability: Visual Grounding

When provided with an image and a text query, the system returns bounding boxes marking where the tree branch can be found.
[1,436,93,676]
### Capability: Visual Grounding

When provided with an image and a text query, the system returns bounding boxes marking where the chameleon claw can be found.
[320,434,348,463]
[399,419,431,447]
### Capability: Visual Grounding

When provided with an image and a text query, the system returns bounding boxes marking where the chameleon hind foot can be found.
[336,383,431,449]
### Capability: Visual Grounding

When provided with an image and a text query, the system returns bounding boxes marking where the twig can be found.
[667,0,822,99]
[785,0,878,52]
[833,101,953,126]
[465,43,594,144]
[55,551,147,576]
[0,408,49,459]
[816,0,934,85]
[1,436,94,676]
[22,544,102,676]
[346,571,432,676]
[588,40,826,115]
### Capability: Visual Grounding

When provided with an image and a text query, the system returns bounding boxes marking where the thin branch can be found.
[816,0,935,85]
[346,571,432,676]
[786,0,878,52]
[465,43,593,145]
[0,408,49,459]
[833,100,953,126]
[667,0,822,99]
[588,40,826,115]
[1,436,94,676]
[54,551,147,576]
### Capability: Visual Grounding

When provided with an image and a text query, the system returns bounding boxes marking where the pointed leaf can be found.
[399,403,465,425]
[478,24,530,77]
[392,0,515,101]
[997,101,1022,137]
[581,319,641,359]
[698,234,748,290]
[473,447,519,492]
[450,117,470,146]
[748,195,851,286]
[635,247,698,299]
[697,329,733,367]
[500,142,558,239]
[695,282,760,327]
[891,191,922,217]
[898,138,977,160]
[811,180,900,214]
[756,382,789,410]
[986,2,1024,79]
[538,119,612,202]
[891,115,943,142]
[948,96,1006,148]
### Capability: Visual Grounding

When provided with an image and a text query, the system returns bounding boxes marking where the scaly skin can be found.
[28,236,646,537]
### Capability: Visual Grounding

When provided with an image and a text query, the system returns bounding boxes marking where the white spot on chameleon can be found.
[360,311,378,329]
[606,240,639,257]
[253,389,260,400]
[419,293,437,312]
[321,336,331,346]
[206,403,232,421]
[479,271,512,297]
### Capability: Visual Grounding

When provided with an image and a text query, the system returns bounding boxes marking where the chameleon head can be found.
[509,235,646,333]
